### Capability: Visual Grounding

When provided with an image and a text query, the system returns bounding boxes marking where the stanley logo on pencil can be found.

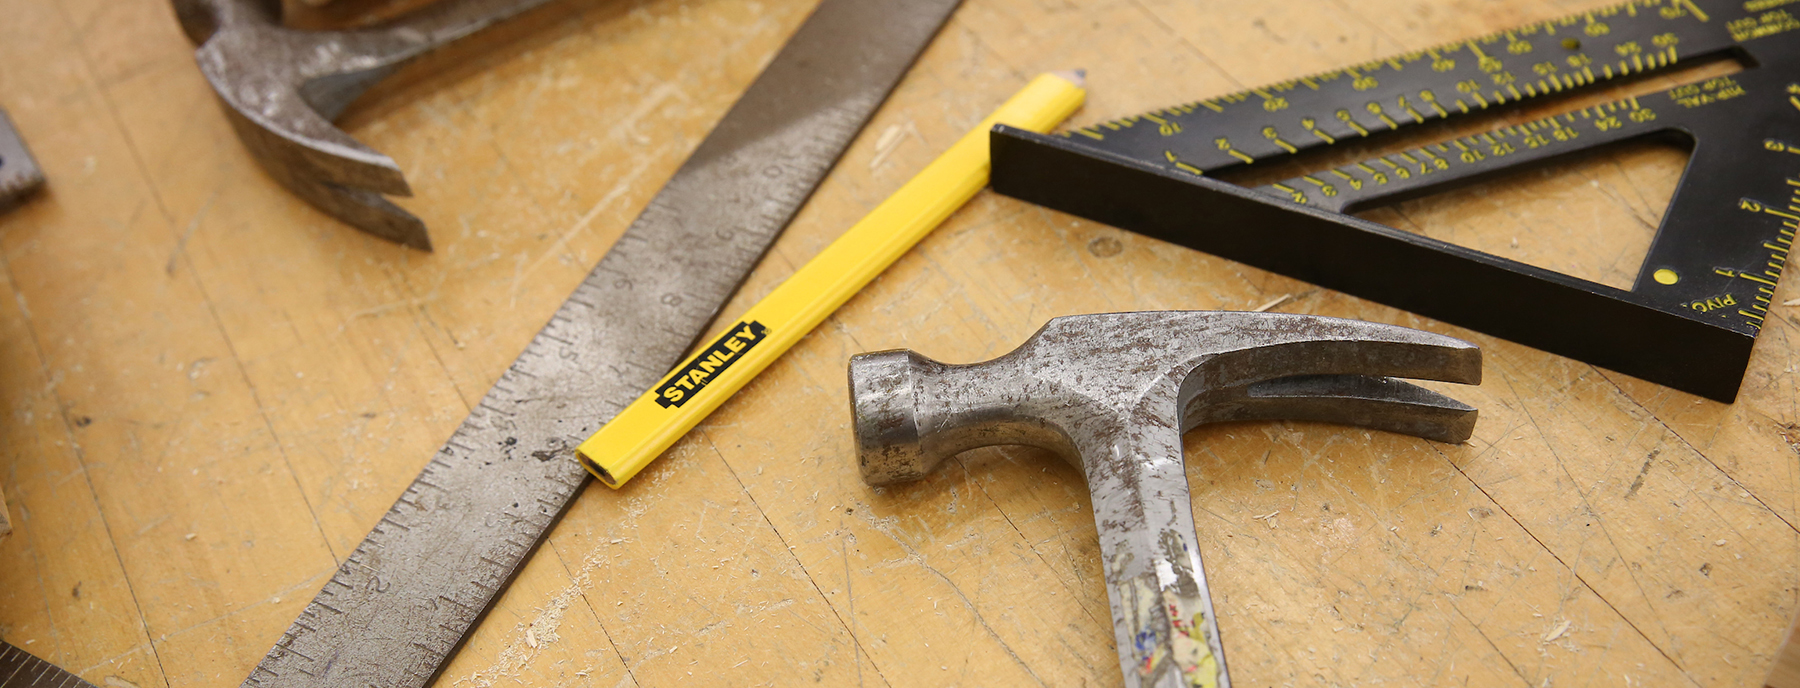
[655,321,769,408]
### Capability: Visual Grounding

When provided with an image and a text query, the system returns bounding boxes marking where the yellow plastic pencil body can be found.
[576,72,1086,488]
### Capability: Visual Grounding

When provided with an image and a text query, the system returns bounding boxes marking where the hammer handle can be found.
[1078,423,1232,688]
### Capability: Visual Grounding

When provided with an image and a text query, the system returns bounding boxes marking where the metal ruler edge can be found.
[241,0,964,685]
[0,641,98,688]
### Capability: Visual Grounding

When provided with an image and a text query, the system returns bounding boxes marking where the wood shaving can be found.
[1251,294,1292,313]
[1543,619,1571,642]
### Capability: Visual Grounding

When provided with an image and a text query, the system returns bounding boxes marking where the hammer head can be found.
[849,311,1481,688]
[176,0,430,249]
[849,310,1482,485]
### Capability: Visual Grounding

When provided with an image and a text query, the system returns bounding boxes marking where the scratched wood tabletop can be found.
[1,0,1796,685]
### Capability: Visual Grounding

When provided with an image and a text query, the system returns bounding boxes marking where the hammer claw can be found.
[179,0,561,248]
[200,35,412,195]
[284,176,431,250]
[1188,373,1478,443]
[1157,310,1482,392]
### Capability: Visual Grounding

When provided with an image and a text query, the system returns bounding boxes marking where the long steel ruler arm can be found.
[992,0,1800,401]
[242,0,963,685]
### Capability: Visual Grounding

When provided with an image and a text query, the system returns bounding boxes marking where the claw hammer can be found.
[848,311,1482,688]
[173,0,565,249]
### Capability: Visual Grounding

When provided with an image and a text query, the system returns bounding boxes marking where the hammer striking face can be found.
[848,311,1481,688]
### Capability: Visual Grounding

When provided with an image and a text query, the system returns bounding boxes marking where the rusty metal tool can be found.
[241,0,964,686]
[849,311,1482,688]
[0,108,44,212]
[173,0,568,249]
[0,640,99,688]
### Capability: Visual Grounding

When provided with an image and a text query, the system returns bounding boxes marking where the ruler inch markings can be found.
[241,1,965,686]
[0,642,96,688]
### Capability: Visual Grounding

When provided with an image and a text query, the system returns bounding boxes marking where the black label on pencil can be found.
[654,320,769,409]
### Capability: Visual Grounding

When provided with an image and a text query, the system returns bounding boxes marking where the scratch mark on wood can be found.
[165,191,216,277]
[1624,449,1660,499]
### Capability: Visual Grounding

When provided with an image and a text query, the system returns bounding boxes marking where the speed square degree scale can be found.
[992,0,1800,402]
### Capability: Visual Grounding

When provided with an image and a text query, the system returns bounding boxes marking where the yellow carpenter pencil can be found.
[575,71,1086,488]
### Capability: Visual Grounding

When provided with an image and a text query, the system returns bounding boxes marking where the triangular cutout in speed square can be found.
[991,0,1799,402]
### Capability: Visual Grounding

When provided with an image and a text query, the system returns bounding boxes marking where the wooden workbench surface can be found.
[2,0,1796,685]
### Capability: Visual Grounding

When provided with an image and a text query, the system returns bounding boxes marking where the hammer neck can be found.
[850,349,1085,485]
[913,357,1085,469]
